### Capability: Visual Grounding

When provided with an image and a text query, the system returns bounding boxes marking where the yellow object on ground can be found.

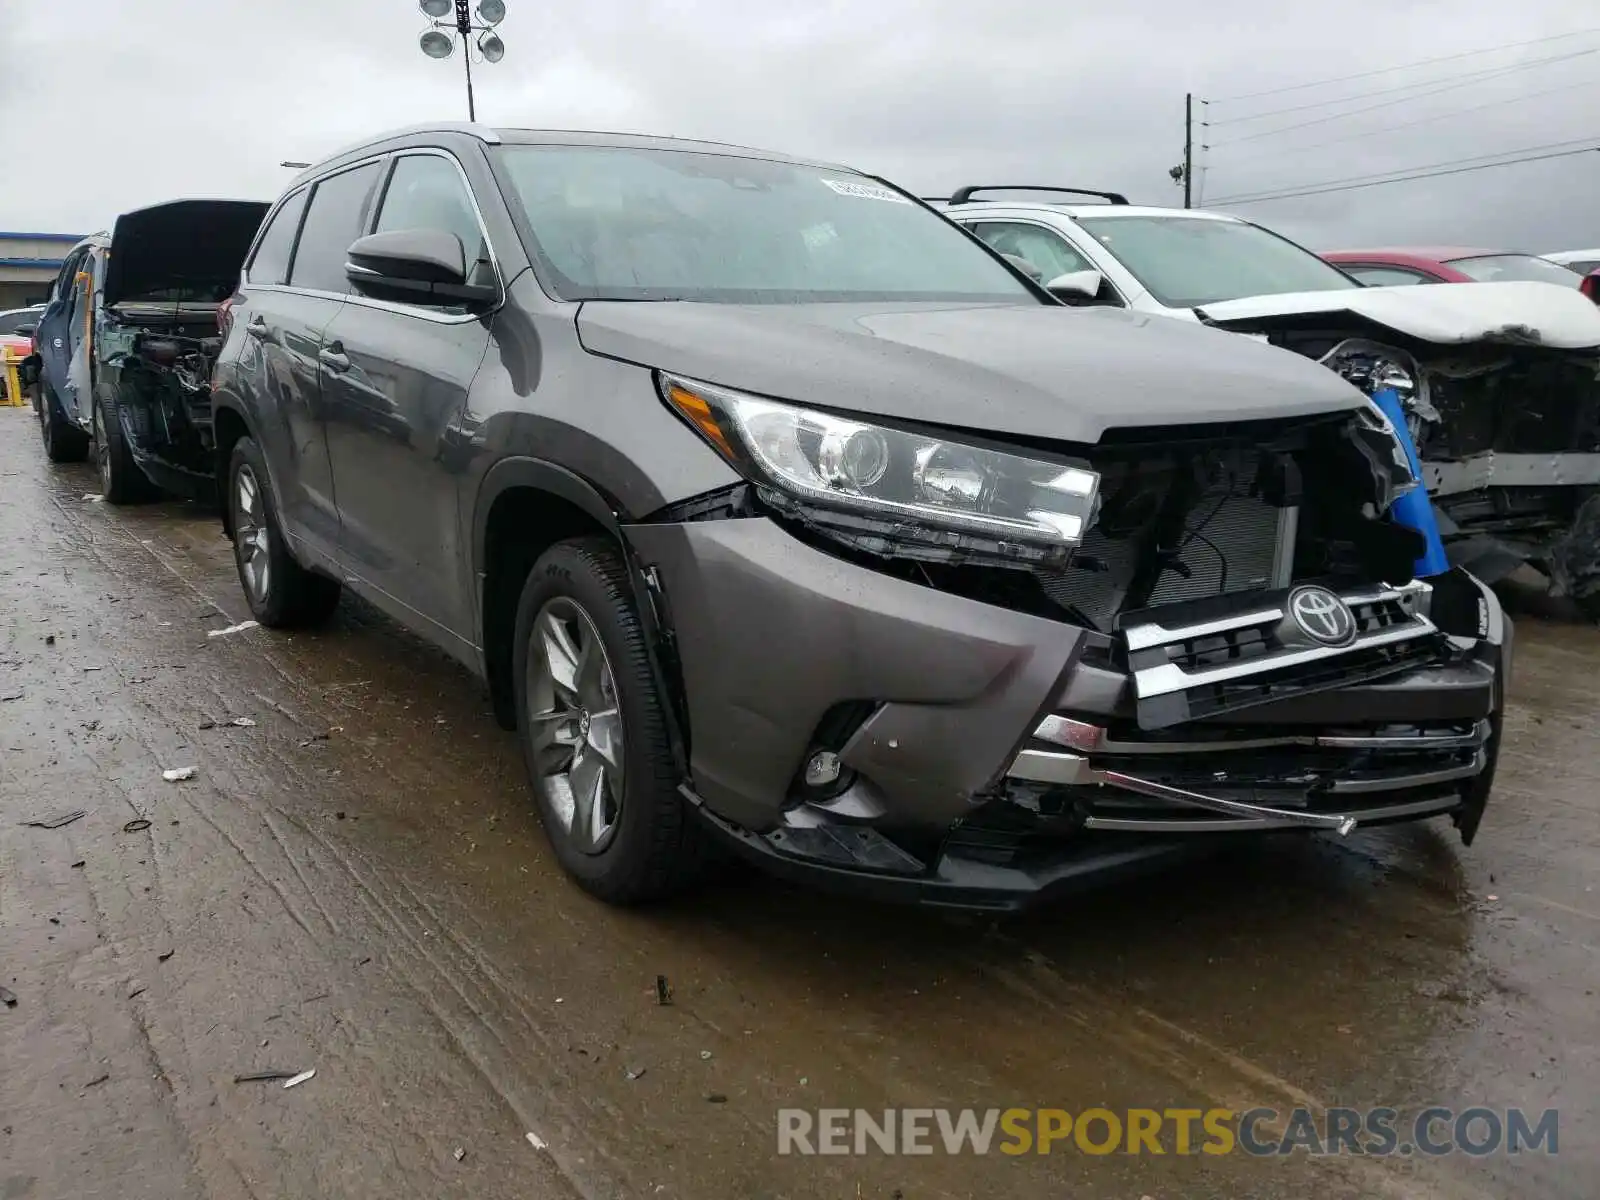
[1,347,27,407]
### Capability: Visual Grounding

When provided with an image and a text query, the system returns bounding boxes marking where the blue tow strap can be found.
[1371,386,1450,578]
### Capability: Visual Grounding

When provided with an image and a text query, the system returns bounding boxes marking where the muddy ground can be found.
[1,404,1596,1199]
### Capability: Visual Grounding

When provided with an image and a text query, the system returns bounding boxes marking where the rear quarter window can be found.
[248,189,309,286]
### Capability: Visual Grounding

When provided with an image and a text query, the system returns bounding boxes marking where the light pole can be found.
[418,0,506,122]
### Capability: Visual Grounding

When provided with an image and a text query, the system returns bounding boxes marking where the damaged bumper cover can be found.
[627,515,1509,911]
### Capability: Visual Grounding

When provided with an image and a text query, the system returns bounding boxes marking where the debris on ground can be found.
[699,1050,712,1061]
[84,1074,110,1088]
[625,1065,647,1080]
[234,1069,300,1083]
[0,986,16,1007]
[128,986,146,999]
[526,1132,547,1151]
[706,1093,728,1104]
[157,950,174,963]
[207,620,259,639]
[70,860,85,869]
[282,1069,316,1089]
[197,720,217,730]
[81,494,104,503]
[45,635,55,646]
[230,716,257,727]
[298,727,341,748]
[162,766,197,782]
[453,1148,466,1162]
[22,809,86,829]
[655,974,673,1006]
[122,819,152,833]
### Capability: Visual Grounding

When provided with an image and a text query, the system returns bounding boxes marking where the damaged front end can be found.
[635,376,1507,909]
[1199,287,1600,615]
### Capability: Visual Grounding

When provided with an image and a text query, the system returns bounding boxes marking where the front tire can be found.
[94,392,156,504]
[38,379,89,464]
[513,537,707,904]
[226,436,341,627]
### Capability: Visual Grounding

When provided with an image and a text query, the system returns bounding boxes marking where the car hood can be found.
[104,199,270,307]
[1197,281,1600,349]
[576,301,1369,443]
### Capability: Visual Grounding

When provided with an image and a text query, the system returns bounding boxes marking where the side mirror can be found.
[15,323,35,337]
[345,229,497,308]
[1000,252,1043,282]
[1582,270,1600,305]
[1044,268,1104,304]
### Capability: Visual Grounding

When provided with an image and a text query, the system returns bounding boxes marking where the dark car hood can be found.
[576,301,1369,443]
[105,199,270,307]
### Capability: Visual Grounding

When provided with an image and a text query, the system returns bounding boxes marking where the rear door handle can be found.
[319,342,350,373]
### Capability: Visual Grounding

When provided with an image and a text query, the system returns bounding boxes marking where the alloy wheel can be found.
[526,597,625,855]
[234,464,272,604]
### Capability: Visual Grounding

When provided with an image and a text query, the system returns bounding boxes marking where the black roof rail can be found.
[946,185,1129,206]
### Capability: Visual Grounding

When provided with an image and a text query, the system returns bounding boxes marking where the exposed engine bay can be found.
[97,302,227,495]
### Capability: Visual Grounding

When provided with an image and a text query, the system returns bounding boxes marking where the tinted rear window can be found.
[249,189,309,286]
[289,163,382,294]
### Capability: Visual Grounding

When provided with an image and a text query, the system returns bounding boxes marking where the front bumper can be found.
[626,517,1510,910]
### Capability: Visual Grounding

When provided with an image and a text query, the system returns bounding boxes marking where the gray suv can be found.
[211,123,1510,910]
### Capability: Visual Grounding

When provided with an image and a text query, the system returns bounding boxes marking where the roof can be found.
[293,122,845,187]
[0,231,88,242]
[1546,247,1600,261]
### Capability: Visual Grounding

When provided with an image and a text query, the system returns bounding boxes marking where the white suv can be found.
[933,186,1367,317]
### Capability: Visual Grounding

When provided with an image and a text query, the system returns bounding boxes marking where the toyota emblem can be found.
[1288,585,1356,646]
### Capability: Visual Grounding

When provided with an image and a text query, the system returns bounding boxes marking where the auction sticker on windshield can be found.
[821,178,911,203]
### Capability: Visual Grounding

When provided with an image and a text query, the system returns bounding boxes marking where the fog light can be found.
[804,750,842,787]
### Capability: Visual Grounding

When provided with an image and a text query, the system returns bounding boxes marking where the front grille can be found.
[1121,580,1446,730]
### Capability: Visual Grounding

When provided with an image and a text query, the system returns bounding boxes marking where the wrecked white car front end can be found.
[1198,281,1600,613]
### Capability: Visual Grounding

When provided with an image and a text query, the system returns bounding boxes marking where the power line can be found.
[1208,46,1599,127]
[1209,140,1600,206]
[1208,26,1600,103]
[1206,48,1598,147]
[1213,75,1600,164]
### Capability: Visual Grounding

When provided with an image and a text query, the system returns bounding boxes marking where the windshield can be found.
[1445,253,1582,288]
[495,145,1036,304]
[1074,215,1359,307]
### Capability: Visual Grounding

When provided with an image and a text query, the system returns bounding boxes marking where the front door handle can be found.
[319,342,350,373]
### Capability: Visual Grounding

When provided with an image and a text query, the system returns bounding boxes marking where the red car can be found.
[1322,246,1600,300]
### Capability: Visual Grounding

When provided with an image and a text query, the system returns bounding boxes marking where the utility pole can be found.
[1183,92,1193,209]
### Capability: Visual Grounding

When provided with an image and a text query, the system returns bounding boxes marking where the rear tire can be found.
[513,536,708,904]
[94,392,156,504]
[38,379,89,464]
[226,436,341,628]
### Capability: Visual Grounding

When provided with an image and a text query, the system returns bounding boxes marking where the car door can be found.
[233,164,383,561]
[318,150,498,646]
[35,247,90,420]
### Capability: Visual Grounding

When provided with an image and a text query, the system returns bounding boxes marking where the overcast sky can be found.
[4,0,1597,252]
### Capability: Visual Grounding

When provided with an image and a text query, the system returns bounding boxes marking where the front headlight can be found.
[659,374,1100,550]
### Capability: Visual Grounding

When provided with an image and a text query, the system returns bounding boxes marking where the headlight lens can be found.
[660,374,1100,548]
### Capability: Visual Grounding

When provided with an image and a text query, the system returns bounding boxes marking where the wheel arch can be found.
[473,457,688,767]
[212,401,254,539]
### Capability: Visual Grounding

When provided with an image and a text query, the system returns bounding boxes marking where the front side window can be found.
[373,154,494,310]
[1445,253,1582,288]
[969,221,1094,281]
[495,144,1037,304]
[249,189,309,286]
[1343,265,1434,287]
[1075,215,1360,308]
[289,163,383,294]
[0,309,39,334]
